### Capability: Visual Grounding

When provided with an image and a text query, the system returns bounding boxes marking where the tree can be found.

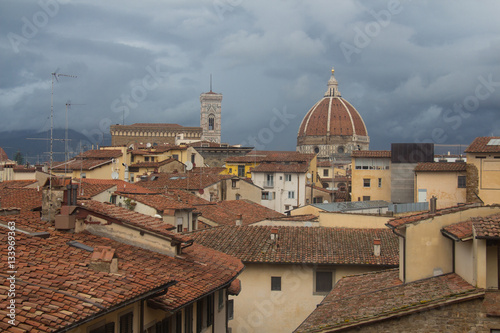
[14,151,24,165]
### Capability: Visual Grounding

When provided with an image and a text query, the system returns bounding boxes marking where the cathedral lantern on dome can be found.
[296,68,369,161]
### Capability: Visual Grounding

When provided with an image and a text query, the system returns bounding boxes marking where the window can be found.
[288,191,295,199]
[285,174,292,181]
[145,156,150,162]
[172,154,179,160]
[208,115,215,130]
[191,154,195,164]
[266,174,274,187]
[227,300,234,320]
[119,312,133,333]
[235,194,241,200]
[232,179,238,188]
[323,169,329,177]
[237,165,245,177]
[196,300,204,333]
[175,311,182,333]
[90,322,115,333]
[378,178,382,188]
[271,276,281,291]
[314,270,334,294]
[177,217,184,233]
[130,173,134,182]
[155,317,171,333]
[185,305,193,333]
[363,196,371,201]
[81,172,86,179]
[363,178,371,187]
[458,175,466,188]
[285,205,290,211]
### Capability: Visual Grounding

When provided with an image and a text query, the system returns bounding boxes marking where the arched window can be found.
[208,114,215,130]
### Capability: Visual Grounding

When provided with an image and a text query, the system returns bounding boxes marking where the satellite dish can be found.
[111,171,119,180]
[185,161,193,171]
[146,143,152,148]
[306,173,312,179]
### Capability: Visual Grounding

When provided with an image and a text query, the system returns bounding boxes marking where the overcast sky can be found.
[1,0,499,154]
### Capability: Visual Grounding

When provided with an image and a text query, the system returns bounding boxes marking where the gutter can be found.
[54,280,177,332]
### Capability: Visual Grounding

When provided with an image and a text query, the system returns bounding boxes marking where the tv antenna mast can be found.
[48,70,77,222]
[64,101,85,174]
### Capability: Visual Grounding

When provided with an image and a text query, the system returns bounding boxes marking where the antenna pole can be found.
[48,71,77,223]
[210,74,212,92]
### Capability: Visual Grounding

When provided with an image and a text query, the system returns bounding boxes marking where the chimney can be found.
[430,196,437,214]
[235,214,242,226]
[89,246,118,273]
[270,227,279,240]
[373,239,381,256]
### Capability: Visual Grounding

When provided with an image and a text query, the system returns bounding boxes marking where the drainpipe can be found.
[122,163,129,182]
[388,225,406,283]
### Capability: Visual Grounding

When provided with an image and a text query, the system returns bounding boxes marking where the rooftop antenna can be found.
[48,70,77,222]
[210,74,212,92]
[64,101,85,175]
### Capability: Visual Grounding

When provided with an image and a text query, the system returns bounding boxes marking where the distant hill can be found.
[0,129,111,164]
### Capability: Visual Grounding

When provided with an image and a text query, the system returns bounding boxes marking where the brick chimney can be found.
[89,246,118,273]
[235,214,242,226]
[373,239,381,257]
[430,196,438,213]
[270,227,279,240]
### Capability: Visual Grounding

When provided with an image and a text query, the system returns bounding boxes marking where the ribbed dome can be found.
[296,68,369,159]
[298,96,367,137]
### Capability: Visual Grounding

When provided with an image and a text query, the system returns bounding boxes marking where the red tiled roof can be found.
[0,187,42,211]
[414,162,467,172]
[52,159,112,171]
[226,151,315,163]
[351,150,391,158]
[470,213,500,239]
[251,162,310,173]
[119,193,193,211]
[74,179,157,199]
[74,149,123,159]
[465,137,500,153]
[138,173,233,191]
[442,220,473,241]
[216,200,285,224]
[77,200,182,239]
[0,212,243,331]
[190,226,398,265]
[386,203,482,229]
[191,167,226,174]
[294,270,479,332]
[307,184,333,194]
[0,180,38,189]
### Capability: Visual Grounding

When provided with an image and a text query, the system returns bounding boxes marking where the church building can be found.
[296,68,369,161]
[110,87,222,146]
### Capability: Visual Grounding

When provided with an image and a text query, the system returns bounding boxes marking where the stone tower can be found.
[200,80,222,143]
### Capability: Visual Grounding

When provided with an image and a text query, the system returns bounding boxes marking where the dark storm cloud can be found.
[1,0,499,153]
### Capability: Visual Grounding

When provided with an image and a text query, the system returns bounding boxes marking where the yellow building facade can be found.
[351,150,391,202]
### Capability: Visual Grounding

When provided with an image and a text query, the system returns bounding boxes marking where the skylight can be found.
[487,139,500,146]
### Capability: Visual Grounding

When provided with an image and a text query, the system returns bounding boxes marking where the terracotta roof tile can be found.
[226,151,315,163]
[74,149,123,159]
[415,162,467,172]
[190,226,398,265]
[442,220,473,240]
[471,213,500,239]
[138,172,232,191]
[119,193,193,211]
[295,270,479,332]
[0,147,9,162]
[0,212,243,331]
[387,203,482,229]
[0,187,42,211]
[351,150,391,158]
[465,136,500,153]
[251,162,310,173]
[0,180,38,189]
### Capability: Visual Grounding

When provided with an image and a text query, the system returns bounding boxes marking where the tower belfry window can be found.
[209,115,215,130]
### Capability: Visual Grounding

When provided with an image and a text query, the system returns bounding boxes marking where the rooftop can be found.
[465,136,500,153]
[190,226,398,265]
[226,151,315,164]
[414,162,467,172]
[351,150,391,158]
[295,269,480,332]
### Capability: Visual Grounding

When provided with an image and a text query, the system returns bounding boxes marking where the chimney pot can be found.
[373,238,381,256]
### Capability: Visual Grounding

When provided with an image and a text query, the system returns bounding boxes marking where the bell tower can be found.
[200,76,222,143]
